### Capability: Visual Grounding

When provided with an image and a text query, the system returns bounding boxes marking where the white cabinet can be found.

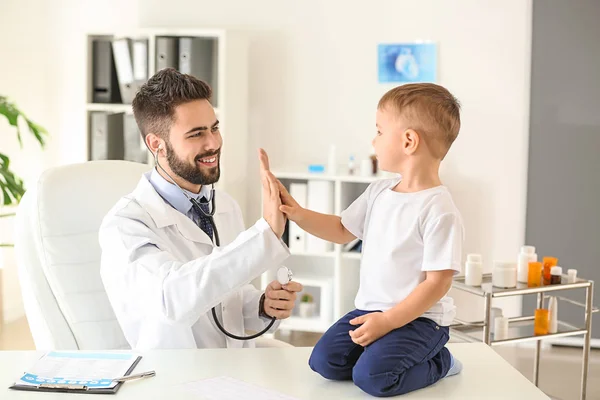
[261,170,388,333]
[84,28,249,219]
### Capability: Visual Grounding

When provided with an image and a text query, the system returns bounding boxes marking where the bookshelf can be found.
[84,28,248,218]
[261,170,395,333]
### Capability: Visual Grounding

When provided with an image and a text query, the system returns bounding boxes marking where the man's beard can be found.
[165,140,221,186]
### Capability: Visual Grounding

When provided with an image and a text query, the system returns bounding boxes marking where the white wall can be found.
[1,0,532,322]
[1,0,55,323]
[0,0,140,323]
[139,0,533,319]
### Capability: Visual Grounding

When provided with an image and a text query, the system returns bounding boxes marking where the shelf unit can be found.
[277,316,332,334]
[84,28,249,219]
[290,250,336,259]
[342,252,362,260]
[450,273,597,400]
[85,103,133,114]
[260,170,388,333]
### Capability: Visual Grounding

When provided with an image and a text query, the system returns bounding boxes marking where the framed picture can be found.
[378,42,437,83]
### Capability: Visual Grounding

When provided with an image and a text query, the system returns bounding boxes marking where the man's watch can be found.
[258,293,272,319]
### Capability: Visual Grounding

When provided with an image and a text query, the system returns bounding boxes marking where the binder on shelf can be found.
[111,38,136,104]
[288,183,308,252]
[343,238,362,252]
[92,39,121,103]
[178,37,219,105]
[306,181,334,252]
[156,37,179,71]
[123,114,147,163]
[90,112,125,161]
[132,38,148,86]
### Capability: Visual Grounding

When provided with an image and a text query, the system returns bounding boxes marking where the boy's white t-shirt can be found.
[340,178,464,326]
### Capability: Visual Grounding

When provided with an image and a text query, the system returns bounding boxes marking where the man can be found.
[99,68,301,350]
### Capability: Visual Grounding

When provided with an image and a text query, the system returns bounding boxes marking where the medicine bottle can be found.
[550,266,562,285]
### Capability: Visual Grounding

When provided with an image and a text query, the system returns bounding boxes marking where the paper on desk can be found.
[16,352,138,389]
[180,376,300,400]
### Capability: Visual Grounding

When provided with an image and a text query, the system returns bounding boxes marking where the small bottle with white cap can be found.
[517,245,538,283]
[567,269,578,283]
[465,254,483,286]
[550,266,563,285]
[494,316,509,340]
[492,261,517,288]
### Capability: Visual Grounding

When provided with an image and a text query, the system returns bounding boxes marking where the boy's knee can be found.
[308,347,341,380]
[352,359,408,397]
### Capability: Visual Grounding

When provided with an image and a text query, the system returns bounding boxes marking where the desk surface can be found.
[1,343,548,399]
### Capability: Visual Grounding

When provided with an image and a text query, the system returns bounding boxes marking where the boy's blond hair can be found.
[378,83,461,159]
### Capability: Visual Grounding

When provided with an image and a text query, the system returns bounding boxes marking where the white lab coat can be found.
[99,174,290,350]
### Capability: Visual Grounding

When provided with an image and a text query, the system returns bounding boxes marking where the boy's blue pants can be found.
[309,309,451,397]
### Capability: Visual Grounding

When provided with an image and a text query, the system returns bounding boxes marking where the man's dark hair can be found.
[132,68,212,139]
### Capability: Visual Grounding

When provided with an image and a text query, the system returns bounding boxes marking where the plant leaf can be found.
[0,185,12,206]
[24,118,48,148]
[0,96,24,147]
[13,103,47,149]
[0,152,26,205]
[0,95,49,206]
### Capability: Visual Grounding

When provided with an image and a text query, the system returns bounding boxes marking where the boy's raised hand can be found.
[277,181,303,222]
[258,148,285,237]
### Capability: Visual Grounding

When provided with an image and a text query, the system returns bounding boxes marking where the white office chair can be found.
[14,160,291,349]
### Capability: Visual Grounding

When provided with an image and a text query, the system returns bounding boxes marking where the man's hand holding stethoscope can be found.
[263,275,303,319]
[258,149,303,319]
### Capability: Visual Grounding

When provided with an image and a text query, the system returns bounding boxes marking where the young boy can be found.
[275,83,464,397]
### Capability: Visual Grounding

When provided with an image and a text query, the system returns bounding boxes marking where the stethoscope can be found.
[154,146,293,340]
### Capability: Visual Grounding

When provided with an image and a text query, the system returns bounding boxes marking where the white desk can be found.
[1,343,548,399]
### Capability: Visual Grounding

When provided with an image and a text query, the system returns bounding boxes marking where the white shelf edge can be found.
[342,252,362,260]
[290,250,335,258]
[293,275,334,287]
[260,273,334,292]
[547,337,600,349]
[88,28,226,36]
[86,103,133,114]
[137,28,226,38]
[279,316,331,333]
[272,170,390,183]
[85,103,219,116]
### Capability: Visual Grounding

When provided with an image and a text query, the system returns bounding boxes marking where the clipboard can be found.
[8,353,142,395]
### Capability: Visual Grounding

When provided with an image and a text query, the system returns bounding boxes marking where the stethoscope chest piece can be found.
[277,266,293,285]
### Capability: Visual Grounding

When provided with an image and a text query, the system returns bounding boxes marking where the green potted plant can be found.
[0,95,48,248]
[299,293,316,318]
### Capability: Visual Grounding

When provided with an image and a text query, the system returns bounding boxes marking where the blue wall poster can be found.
[378,43,437,83]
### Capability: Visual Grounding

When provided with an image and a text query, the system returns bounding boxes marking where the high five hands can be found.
[258,148,303,319]
[258,148,286,237]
